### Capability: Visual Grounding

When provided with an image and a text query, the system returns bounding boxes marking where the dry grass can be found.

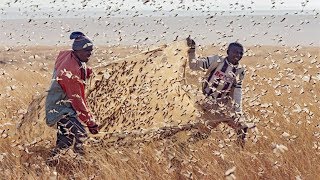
[0,44,319,179]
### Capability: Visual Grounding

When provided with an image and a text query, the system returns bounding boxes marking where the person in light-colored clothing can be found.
[186,37,248,147]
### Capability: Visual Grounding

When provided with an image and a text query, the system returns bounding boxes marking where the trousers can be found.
[56,116,87,151]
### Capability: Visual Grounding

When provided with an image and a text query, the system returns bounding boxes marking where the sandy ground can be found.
[0,42,319,179]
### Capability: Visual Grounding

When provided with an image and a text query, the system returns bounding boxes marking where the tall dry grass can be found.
[0,45,319,179]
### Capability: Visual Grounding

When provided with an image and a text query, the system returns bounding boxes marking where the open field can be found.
[0,42,319,179]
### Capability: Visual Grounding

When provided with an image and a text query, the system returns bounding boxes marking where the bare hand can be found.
[186,36,196,48]
[87,121,99,134]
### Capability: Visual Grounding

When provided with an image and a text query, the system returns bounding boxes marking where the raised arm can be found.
[186,37,219,71]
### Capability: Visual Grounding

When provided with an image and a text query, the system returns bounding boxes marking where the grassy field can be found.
[0,43,319,179]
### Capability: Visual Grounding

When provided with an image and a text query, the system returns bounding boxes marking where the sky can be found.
[1,0,319,11]
[1,0,319,46]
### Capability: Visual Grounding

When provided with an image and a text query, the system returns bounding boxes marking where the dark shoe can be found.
[46,148,60,167]
[236,126,248,148]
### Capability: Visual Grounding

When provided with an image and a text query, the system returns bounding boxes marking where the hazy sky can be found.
[1,0,319,11]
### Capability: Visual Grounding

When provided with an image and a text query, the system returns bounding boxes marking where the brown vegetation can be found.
[0,43,319,179]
